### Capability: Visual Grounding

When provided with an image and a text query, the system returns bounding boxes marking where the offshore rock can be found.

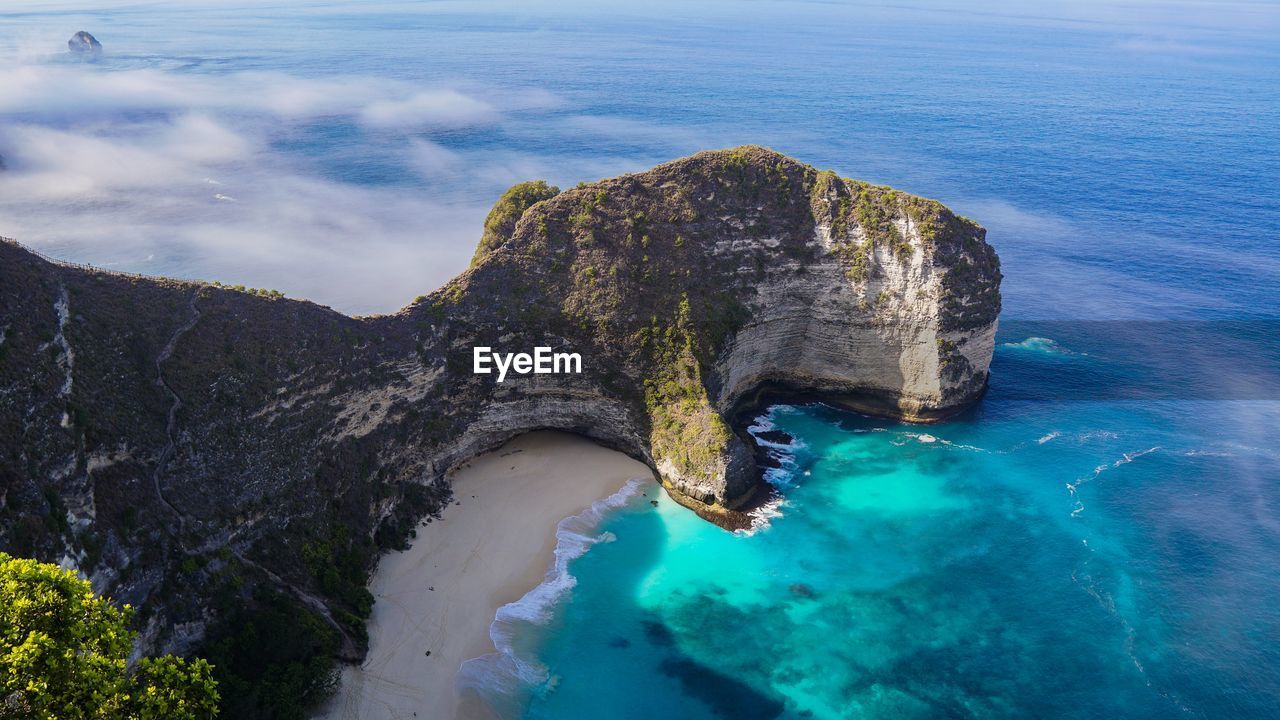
[68,31,103,54]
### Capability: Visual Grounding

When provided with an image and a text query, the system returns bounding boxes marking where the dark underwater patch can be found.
[788,583,817,599]
[658,656,786,720]
[641,619,676,647]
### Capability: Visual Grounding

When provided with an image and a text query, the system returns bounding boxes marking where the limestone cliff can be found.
[0,147,999,700]
[450,147,999,515]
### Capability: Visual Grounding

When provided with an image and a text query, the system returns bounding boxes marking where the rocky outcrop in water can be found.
[0,147,999,674]
[68,31,103,55]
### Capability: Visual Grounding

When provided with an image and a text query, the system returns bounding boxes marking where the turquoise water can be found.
[486,322,1280,718]
[504,390,1280,719]
[1,1,1278,717]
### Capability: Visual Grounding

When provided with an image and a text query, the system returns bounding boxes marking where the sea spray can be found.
[1000,336,1084,355]
[456,476,652,718]
[747,408,807,485]
[737,407,808,535]
[1066,446,1160,517]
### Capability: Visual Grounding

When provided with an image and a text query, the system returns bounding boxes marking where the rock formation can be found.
[68,31,102,55]
[0,146,999,679]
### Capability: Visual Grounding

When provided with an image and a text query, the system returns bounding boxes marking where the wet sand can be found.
[316,431,654,720]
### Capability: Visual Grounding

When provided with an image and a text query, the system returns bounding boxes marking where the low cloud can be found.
[404,138,651,193]
[0,56,632,314]
[3,115,255,198]
[0,64,519,125]
[359,90,498,130]
[406,139,468,177]
[0,131,485,314]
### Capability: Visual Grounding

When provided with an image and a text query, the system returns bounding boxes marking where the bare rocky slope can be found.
[0,146,1000,712]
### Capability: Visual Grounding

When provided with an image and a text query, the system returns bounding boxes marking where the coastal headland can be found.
[0,146,1000,711]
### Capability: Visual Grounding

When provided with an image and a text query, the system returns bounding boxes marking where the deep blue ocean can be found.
[1,1,1278,718]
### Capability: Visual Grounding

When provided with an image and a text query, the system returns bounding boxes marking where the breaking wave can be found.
[1001,336,1084,355]
[1066,447,1160,517]
[455,476,650,718]
[897,431,988,453]
[737,407,808,535]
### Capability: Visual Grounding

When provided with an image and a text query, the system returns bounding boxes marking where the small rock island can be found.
[67,31,102,55]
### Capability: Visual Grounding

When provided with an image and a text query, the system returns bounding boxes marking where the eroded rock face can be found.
[0,146,999,659]
[68,31,102,54]
[452,147,1000,519]
[714,204,998,423]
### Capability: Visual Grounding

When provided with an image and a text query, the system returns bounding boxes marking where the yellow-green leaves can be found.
[643,294,734,481]
[473,180,561,264]
[0,553,219,719]
[129,657,220,720]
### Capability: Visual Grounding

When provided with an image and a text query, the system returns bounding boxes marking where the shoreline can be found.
[315,431,655,720]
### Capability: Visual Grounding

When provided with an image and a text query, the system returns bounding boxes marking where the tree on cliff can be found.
[0,552,219,719]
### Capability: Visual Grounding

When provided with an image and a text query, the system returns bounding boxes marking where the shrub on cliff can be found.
[0,552,219,719]
[473,179,560,264]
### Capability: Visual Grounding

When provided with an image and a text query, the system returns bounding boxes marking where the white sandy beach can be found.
[316,431,655,720]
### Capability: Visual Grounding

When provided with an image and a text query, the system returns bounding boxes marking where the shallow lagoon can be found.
[514,383,1280,718]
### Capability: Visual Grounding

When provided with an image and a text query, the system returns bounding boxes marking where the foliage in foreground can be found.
[0,552,219,719]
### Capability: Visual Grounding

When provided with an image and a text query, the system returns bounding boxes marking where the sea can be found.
[1,1,1278,718]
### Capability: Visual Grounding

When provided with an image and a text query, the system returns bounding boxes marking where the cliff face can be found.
[451,147,1000,515]
[0,147,999,663]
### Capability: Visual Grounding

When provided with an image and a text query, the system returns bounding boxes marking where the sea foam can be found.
[1001,336,1084,355]
[737,408,807,535]
[455,476,650,717]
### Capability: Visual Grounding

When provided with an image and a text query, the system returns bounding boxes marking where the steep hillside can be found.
[0,146,1000,712]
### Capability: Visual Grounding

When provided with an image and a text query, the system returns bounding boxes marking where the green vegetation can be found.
[713,146,800,209]
[901,195,947,244]
[204,589,337,720]
[811,171,931,281]
[0,552,219,719]
[641,296,734,481]
[210,282,285,300]
[473,180,560,264]
[420,298,447,324]
[301,524,375,640]
[839,241,872,283]
[769,160,791,198]
[567,187,609,241]
[721,148,751,175]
